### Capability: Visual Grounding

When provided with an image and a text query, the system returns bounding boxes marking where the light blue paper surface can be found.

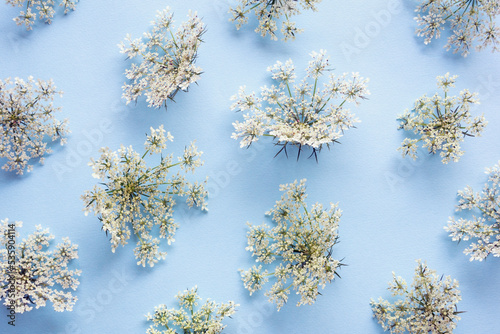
[0,0,499,333]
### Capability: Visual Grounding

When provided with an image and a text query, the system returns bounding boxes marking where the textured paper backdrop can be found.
[0,0,499,333]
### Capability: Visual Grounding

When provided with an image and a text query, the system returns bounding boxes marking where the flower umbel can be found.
[445,161,500,261]
[231,50,369,160]
[397,73,486,164]
[229,0,322,41]
[240,179,343,310]
[414,0,500,56]
[145,286,237,334]
[0,77,69,174]
[371,260,462,334]
[6,0,79,30]
[119,7,206,109]
[81,126,208,267]
[0,219,81,313]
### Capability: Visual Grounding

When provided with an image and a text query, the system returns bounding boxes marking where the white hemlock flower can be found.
[231,50,369,160]
[0,219,81,313]
[6,0,79,30]
[145,286,237,334]
[240,179,343,310]
[229,0,322,41]
[81,126,208,267]
[371,260,462,333]
[397,73,486,164]
[445,161,500,261]
[119,7,205,109]
[414,0,500,56]
[0,77,69,175]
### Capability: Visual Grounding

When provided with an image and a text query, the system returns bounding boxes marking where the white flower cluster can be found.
[119,7,205,109]
[371,260,462,334]
[414,0,500,56]
[240,179,343,310]
[0,219,81,313]
[398,73,486,164]
[229,0,322,41]
[6,0,79,30]
[81,126,208,267]
[0,76,69,174]
[445,161,500,261]
[231,50,369,160]
[145,286,237,334]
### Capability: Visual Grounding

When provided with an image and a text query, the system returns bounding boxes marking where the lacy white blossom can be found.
[119,7,205,109]
[0,219,81,313]
[231,50,369,160]
[397,73,486,164]
[240,179,343,310]
[414,0,500,56]
[6,0,78,30]
[82,126,208,267]
[229,0,322,41]
[0,77,69,174]
[371,260,462,334]
[445,161,500,261]
[146,286,237,334]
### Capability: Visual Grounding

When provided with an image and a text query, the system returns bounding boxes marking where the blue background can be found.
[1,0,499,333]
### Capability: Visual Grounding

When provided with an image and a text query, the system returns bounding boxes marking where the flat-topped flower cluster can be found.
[240,179,343,310]
[6,0,79,30]
[231,50,369,159]
[414,0,500,56]
[0,219,81,313]
[82,126,208,267]
[146,286,237,334]
[446,161,500,261]
[371,260,462,333]
[1,2,495,331]
[229,0,323,41]
[119,8,206,109]
[0,76,69,174]
[398,73,486,164]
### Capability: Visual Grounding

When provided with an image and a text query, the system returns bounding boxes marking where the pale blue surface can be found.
[1,0,500,333]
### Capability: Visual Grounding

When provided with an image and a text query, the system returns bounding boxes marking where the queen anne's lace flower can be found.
[397,73,486,164]
[81,126,208,267]
[231,50,369,160]
[240,179,343,310]
[145,286,237,334]
[119,7,205,109]
[371,260,462,334]
[229,0,322,41]
[0,219,81,313]
[0,77,69,174]
[6,0,79,30]
[414,0,500,56]
[445,161,500,261]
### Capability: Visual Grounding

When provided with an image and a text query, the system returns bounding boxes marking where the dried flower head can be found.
[82,126,208,267]
[445,161,500,261]
[146,286,237,334]
[119,7,206,109]
[6,0,79,30]
[414,0,500,56]
[231,50,369,160]
[0,219,81,313]
[397,73,486,164]
[229,0,322,41]
[0,76,69,174]
[240,179,343,310]
[371,260,462,334]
